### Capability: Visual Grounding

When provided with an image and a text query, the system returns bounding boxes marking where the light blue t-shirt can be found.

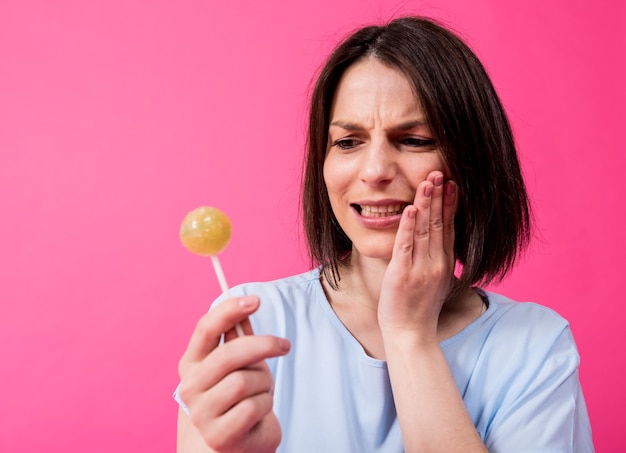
[175,268,593,452]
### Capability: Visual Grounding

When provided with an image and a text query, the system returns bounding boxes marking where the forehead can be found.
[329,57,424,122]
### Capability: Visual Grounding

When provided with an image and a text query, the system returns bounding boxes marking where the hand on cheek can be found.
[378,170,458,338]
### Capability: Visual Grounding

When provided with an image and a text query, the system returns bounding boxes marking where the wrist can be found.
[381,326,439,354]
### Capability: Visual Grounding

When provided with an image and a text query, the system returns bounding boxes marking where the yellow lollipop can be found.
[180,206,232,256]
[180,206,243,337]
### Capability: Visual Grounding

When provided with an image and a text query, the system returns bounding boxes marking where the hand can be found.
[378,171,458,341]
[178,295,291,453]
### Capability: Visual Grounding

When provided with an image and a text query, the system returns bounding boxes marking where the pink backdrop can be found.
[1,0,623,451]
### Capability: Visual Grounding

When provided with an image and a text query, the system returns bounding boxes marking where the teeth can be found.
[359,204,405,218]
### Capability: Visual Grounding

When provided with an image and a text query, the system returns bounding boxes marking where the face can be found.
[323,57,445,261]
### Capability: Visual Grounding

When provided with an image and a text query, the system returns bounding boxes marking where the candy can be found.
[180,206,244,337]
[180,206,232,256]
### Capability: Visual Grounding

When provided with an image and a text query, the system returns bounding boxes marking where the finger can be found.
[412,179,433,257]
[194,365,275,421]
[391,205,417,267]
[207,392,275,452]
[224,316,254,342]
[428,171,445,258]
[178,335,289,409]
[181,295,260,365]
[207,335,290,376]
[442,180,458,259]
[190,335,289,391]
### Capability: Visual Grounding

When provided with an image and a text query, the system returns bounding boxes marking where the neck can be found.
[321,251,484,355]
[329,251,468,310]
[332,252,389,310]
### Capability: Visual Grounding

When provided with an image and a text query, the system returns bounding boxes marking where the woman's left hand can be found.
[378,170,458,341]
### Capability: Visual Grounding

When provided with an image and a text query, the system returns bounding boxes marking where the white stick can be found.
[211,254,245,337]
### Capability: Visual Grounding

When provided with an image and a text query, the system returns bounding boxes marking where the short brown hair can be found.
[303,16,531,291]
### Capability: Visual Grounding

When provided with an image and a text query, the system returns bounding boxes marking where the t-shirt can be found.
[175,268,594,452]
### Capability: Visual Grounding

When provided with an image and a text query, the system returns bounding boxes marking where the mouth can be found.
[351,203,408,218]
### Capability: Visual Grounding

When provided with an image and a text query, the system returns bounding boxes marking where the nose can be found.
[359,139,396,186]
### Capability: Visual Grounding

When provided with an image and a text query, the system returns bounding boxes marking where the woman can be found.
[175,16,593,452]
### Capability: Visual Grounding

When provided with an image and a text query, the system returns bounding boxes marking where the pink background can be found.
[0,0,623,451]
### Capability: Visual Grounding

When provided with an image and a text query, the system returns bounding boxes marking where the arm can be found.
[379,171,487,452]
[383,334,486,452]
[176,295,290,453]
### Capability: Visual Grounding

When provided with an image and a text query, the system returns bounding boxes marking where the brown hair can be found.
[303,16,531,291]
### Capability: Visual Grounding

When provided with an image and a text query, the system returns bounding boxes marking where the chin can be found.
[352,240,395,261]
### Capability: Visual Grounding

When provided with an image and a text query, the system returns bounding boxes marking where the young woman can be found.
[175,16,593,452]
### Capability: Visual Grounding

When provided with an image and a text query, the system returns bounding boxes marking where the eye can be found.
[400,137,436,149]
[332,138,362,150]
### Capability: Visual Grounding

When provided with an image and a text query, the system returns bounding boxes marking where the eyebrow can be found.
[329,119,428,131]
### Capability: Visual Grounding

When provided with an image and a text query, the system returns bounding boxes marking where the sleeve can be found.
[173,383,190,415]
[484,325,594,453]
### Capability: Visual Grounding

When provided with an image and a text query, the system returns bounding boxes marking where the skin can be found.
[177,296,289,453]
[177,57,488,452]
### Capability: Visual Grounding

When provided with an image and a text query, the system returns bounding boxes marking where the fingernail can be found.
[239,296,257,309]
[445,181,456,196]
[407,206,416,219]
[278,338,291,352]
[434,174,444,187]
[424,184,433,197]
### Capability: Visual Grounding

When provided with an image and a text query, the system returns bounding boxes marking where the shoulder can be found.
[224,268,326,336]
[447,291,580,370]
[445,291,582,397]
[483,292,573,342]
[446,291,577,356]
[476,291,581,387]
[470,294,592,450]
[228,268,322,302]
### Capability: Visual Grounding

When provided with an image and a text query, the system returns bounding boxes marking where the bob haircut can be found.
[303,16,531,292]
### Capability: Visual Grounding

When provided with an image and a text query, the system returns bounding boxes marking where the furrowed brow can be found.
[329,119,428,131]
[393,119,428,131]
[329,120,364,131]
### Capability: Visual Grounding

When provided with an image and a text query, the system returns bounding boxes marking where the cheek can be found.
[322,155,345,195]
[406,154,446,183]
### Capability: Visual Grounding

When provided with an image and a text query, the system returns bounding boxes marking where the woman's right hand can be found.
[177,295,291,453]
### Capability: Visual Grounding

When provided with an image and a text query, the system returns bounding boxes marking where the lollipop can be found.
[180,206,244,337]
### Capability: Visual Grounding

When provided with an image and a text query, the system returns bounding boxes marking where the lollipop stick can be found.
[210,255,245,337]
